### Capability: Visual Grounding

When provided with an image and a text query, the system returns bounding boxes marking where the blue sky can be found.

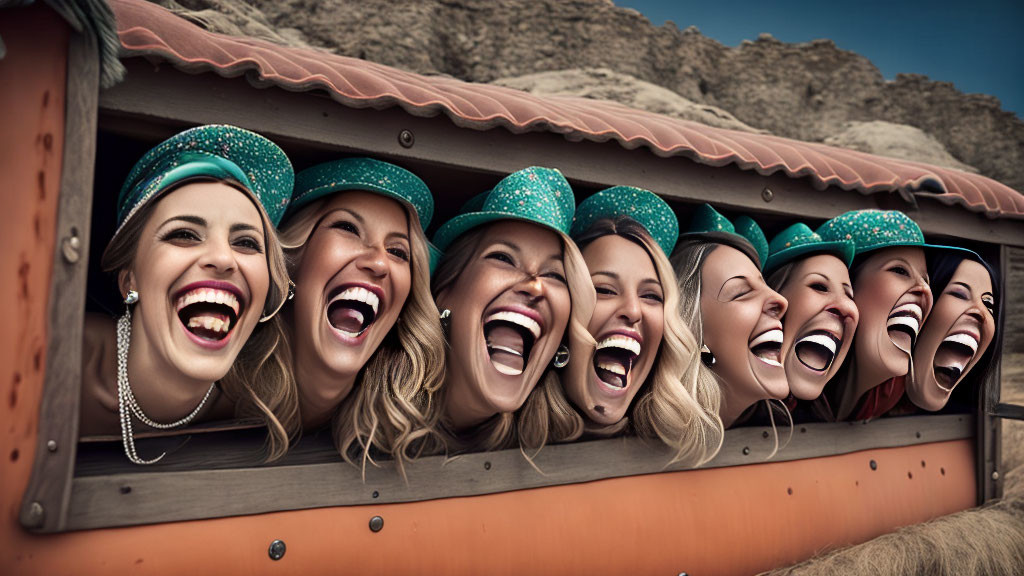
[615,0,1023,119]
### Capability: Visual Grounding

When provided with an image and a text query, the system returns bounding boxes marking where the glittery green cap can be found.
[432,166,575,251]
[733,216,770,271]
[289,157,434,230]
[765,222,855,273]
[679,203,761,267]
[570,186,680,255]
[117,125,293,234]
[815,209,970,260]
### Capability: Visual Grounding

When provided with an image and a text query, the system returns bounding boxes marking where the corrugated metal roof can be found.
[110,0,1024,219]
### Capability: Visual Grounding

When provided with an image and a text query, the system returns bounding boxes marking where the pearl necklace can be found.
[117,310,217,465]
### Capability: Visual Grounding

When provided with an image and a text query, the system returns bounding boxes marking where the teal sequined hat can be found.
[433,166,575,251]
[733,216,770,271]
[679,203,761,267]
[570,186,680,255]
[765,222,855,273]
[816,209,971,260]
[116,125,293,236]
[289,157,434,230]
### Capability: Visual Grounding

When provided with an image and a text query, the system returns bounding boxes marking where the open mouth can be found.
[327,286,380,338]
[483,310,541,376]
[592,335,642,390]
[750,329,784,367]
[794,331,840,372]
[933,332,979,390]
[176,287,242,342]
[887,302,922,352]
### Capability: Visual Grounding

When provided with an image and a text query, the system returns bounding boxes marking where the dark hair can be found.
[927,250,1002,411]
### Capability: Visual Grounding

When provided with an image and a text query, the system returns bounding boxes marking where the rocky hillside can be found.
[153,0,1024,191]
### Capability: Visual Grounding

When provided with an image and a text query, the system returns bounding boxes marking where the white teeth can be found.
[891,303,923,322]
[187,315,231,333]
[331,286,380,315]
[492,363,523,376]
[487,344,523,357]
[176,288,240,316]
[887,316,920,336]
[750,329,784,348]
[943,333,979,353]
[596,361,627,376]
[941,358,968,372]
[798,333,837,354]
[596,335,642,356]
[758,357,783,367]
[484,311,541,340]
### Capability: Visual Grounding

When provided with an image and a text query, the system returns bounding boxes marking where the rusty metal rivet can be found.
[268,539,286,561]
[46,440,57,452]
[870,460,878,471]
[61,229,81,264]
[992,471,1000,481]
[398,129,415,148]
[369,516,384,532]
[742,447,750,455]
[761,187,774,202]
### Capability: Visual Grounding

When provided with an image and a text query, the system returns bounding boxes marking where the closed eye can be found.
[595,286,617,296]
[543,270,567,285]
[485,251,516,266]
[232,235,264,254]
[329,220,359,235]
[642,292,664,303]
[387,246,410,262]
[947,288,969,301]
[887,265,910,277]
[809,282,828,293]
[161,228,202,244]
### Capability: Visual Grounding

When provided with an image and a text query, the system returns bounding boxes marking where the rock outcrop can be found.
[149,0,1024,191]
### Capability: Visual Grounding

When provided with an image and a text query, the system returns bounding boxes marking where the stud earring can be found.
[552,344,570,368]
[700,343,716,367]
[124,289,139,305]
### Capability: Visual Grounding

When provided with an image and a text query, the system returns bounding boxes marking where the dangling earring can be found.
[439,309,451,336]
[701,343,716,367]
[259,280,295,323]
[552,344,570,368]
[116,288,216,465]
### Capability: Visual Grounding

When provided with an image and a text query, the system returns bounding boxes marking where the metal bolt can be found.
[46,440,57,452]
[761,188,774,202]
[484,461,492,470]
[915,431,921,438]
[24,502,44,527]
[61,230,81,264]
[372,490,379,499]
[742,447,750,455]
[869,460,878,471]
[398,129,415,148]
[268,539,286,561]
[369,515,384,532]
[992,471,1000,481]
[762,431,769,439]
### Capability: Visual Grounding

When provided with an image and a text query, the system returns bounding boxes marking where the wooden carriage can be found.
[3,1,1022,574]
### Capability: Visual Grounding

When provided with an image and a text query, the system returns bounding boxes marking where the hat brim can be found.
[434,210,567,252]
[677,230,761,268]
[286,182,427,231]
[854,241,975,262]
[765,240,855,273]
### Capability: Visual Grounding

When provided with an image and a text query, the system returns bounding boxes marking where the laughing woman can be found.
[278,158,444,473]
[560,187,722,464]
[670,205,790,430]
[430,167,594,454]
[763,224,859,421]
[81,125,296,464]
[909,250,1000,411]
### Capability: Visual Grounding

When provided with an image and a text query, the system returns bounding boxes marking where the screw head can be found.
[61,235,81,263]
[761,188,774,202]
[268,539,286,561]
[46,440,57,452]
[398,129,415,148]
[742,447,750,455]
[870,460,878,471]
[369,515,384,532]
[992,471,1000,481]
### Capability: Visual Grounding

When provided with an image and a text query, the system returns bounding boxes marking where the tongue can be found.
[329,304,365,334]
[593,350,629,388]
[486,324,525,374]
[795,341,833,371]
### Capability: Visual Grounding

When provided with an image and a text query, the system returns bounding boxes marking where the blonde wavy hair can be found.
[559,217,723,466]
[430,223,595,458]
[101,177,298,462]
[278,195,445,477]
[671,239,790,457]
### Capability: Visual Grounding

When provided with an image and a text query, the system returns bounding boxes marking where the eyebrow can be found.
[592,271,662,288]
[162,215,206,227]
[950,281,973,293]
[230,223,262,234]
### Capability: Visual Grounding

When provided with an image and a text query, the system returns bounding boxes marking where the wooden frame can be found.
[19,58,1015,533]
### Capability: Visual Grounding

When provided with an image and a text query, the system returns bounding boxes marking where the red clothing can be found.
[851,376,906,421]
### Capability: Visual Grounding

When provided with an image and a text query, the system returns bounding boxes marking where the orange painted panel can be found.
[5,440,974,575]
